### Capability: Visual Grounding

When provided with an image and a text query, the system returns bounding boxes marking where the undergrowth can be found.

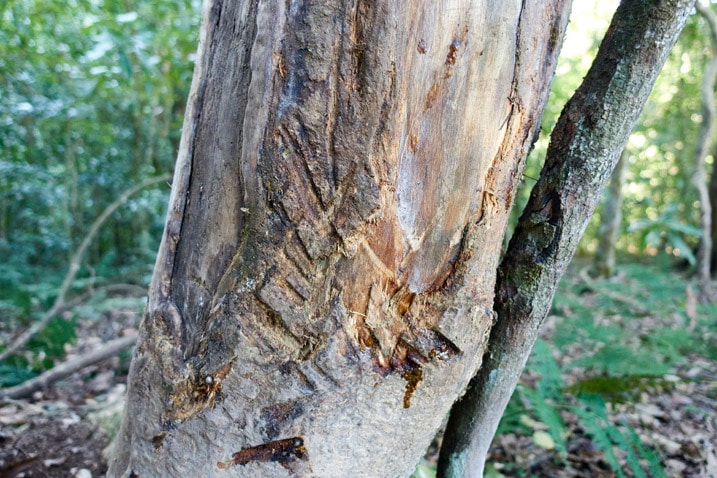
[413,261,716,477]
[491,262,716,477]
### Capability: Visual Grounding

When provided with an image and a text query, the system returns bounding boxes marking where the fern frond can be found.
[621,419,669,478]
[572,395,624,478]
[521,387,568,462]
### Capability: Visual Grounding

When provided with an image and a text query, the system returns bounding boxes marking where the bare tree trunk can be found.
[695,1,716,303]
[109,1,571,476]
[438,1,695,476]
[593,149,629,277]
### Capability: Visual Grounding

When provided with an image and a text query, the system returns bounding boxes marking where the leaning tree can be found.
[109,1,694,476]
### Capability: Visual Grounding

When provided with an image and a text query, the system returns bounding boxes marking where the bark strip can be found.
[438,1,696,476]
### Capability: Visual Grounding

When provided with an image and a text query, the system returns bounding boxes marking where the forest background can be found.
[0,1,715,476]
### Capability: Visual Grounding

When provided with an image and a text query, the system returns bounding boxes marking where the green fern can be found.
[521,340,569,461]
[0,363,38,387]
[571,396,624,478]
[573,394,669,478]
[521,386,568,461]
[567,344,670,376]
[605,422,645,478]
[621,419,669,478]
[531,340,563,398]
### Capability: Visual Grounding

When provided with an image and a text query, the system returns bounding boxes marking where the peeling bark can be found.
[438,1,695,476]
[109,1,571,476]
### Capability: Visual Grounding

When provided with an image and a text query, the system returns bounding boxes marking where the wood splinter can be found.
[217,437,307,469]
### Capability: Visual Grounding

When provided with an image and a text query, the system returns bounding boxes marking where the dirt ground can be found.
[0,309,132,478]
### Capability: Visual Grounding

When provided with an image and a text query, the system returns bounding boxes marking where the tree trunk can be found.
[593,149,629,277]
[711,147,717,271]
[438,1,695,476]
[109,1,570,476]
[695,2,716,302]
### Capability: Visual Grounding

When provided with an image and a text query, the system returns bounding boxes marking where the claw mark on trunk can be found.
[166,356,235,422]
[217,437,307,469]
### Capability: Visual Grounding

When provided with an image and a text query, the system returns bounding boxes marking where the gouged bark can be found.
[439,1,695,476]
[110,1,567,476]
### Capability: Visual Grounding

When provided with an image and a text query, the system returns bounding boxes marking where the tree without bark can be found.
[108,1,693,476]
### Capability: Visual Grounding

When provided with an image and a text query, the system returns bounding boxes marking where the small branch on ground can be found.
[0,331,138,400]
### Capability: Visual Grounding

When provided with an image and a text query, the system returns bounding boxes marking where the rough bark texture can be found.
[594,149,629,277]
[438,1,695,476]
[109,1,569,476]
[695,2,715,302]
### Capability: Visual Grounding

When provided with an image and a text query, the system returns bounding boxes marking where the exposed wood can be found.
[438,1,695,476]
[109,1,570,476]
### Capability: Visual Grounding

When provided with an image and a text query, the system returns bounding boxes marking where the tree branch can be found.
[0,174,171,362]
[438,1,696,476]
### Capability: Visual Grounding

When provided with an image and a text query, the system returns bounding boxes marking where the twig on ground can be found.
[0,331,137,400]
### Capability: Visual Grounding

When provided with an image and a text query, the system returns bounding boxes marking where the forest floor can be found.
[0,262,715,477]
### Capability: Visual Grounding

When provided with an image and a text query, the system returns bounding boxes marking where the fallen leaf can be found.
[44,456,67,467]
[520,414,548,430]
[532,431,555,450]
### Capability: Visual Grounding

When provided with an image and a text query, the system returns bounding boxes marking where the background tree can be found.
[594,150,629,277]
[694,1,717,301]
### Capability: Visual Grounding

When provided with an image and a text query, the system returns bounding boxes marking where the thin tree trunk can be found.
[710,149,717,270]
[594,149,629,277]
[109,1,571,476]
[695,1,716,302]
[438,1,695,476]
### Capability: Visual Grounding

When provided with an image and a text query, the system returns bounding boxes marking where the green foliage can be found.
[27,316,77,360]
[496,261,716,476]
[627,203,702,265]
[0,316,77,378]
[505,340,670,477]
[0,363,37,387]
[572,395,669,478]
[568,344,671,376]
[521,341,568,461]
[0,0,199,300]
[0,0,200,377]
[564,375,675,404]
